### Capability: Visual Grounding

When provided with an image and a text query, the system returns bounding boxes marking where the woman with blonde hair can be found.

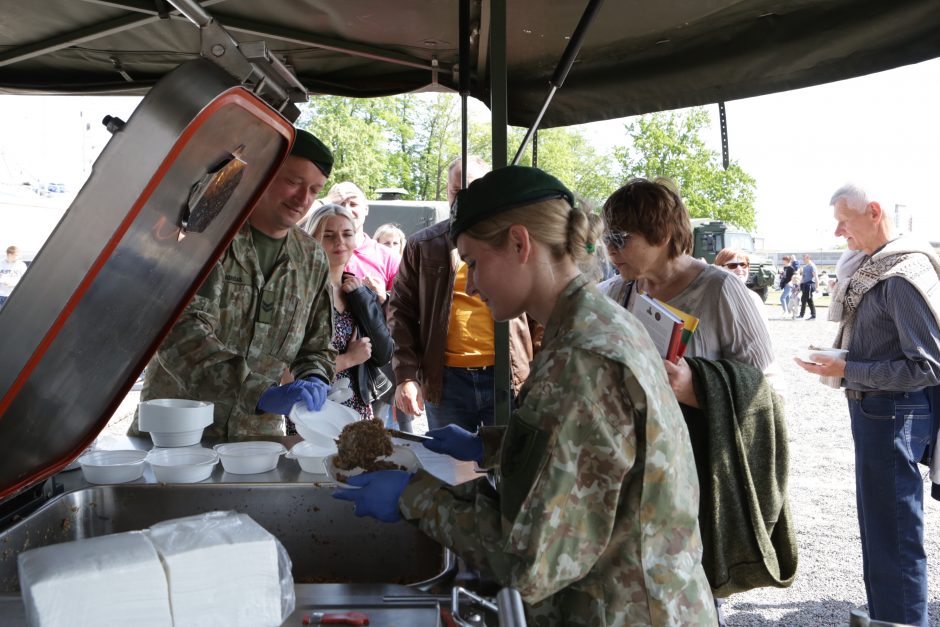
[373,223,406,258]
[334,166,714,625]
[307,204,393,419]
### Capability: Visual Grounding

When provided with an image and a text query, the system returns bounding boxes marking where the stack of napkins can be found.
[17,531,172,626]
[16,512,290,627]
[146,511,283,626]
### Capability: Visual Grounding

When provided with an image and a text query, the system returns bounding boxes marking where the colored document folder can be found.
[660,301,700,359]
[632,293,684,361]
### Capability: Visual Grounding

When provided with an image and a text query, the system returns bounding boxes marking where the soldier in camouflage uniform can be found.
[131,130,338,440]
[335,166,716,625]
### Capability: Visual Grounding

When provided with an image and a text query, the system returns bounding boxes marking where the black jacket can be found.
[344,280,394,405]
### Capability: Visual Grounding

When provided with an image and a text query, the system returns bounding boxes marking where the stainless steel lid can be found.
[0,58,294,499]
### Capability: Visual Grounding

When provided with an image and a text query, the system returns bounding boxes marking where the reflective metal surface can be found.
[0,58,293,499]
[0,482,446,595]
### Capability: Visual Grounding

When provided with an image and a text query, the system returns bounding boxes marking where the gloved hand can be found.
[257,378,329,415]
[422,424,483,463]
[332,470,413,523]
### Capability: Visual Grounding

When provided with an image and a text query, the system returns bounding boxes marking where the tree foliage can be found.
[298,97,757,230]
[298,93,614,205]
[614,108,757,230]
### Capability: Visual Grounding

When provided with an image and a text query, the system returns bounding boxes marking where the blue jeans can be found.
[425,366,495,432]
[779,284,792,313]
[848,390,934,627]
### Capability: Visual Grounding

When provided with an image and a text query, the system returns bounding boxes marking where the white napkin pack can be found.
[147,511,283,626]
[17,511,291,627]
[17,531,172,626]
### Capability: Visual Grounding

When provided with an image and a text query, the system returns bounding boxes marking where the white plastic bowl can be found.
[78,450,148,484]
[796,347,848,364]
[290,400,358,442]
[213,441,286,474]
[287,440,337,474]
[138,399,214,447]
[147,447,218,483]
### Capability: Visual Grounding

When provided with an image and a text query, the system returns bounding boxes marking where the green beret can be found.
[290,128,333,177]
[449,165,573,242]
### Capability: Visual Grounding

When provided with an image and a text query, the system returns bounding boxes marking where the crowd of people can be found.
[7,124,935,626]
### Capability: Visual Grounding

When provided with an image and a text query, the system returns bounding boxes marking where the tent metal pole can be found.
[511,0,605,165]
[489,0,511,427]
[460,0,470,192]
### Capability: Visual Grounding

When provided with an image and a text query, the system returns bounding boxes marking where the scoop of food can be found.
[333,419,398,472]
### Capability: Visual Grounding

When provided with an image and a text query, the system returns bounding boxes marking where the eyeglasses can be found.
[723,262,749,270]
[602,231,632,249]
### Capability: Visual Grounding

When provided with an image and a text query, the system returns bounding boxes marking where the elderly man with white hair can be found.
[795,183,940,627]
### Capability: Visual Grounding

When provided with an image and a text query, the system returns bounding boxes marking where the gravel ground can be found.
[104,301,939,625]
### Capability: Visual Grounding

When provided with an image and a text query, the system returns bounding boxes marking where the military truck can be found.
[362,199,451,239]
[691,218,777,302]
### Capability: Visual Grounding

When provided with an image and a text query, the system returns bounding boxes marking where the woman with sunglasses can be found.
[714,248,769,325]
[598,178,794,613]
[598,178,775,405]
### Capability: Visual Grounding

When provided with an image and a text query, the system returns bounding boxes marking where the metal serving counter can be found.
[0,436,483,626]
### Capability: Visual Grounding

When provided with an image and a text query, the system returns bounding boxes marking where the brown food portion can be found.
[334,419,394,471]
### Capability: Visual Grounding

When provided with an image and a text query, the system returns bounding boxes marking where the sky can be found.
[1,56,938,254]
[579,56,940,250]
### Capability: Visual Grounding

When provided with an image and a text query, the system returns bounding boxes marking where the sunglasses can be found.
[602,231,632,249]
[724,262,749,270]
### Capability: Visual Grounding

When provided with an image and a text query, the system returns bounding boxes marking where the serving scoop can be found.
[386,428,432,443]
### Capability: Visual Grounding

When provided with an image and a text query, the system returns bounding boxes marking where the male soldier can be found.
[322,181,400,300]
[388,156,533,431]
[132,129,337,440]
[796,183,940,627]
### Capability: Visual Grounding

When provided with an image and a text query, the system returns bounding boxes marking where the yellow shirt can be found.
[444,262,495,368]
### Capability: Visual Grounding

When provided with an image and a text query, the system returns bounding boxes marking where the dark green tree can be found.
[614,108,757,230]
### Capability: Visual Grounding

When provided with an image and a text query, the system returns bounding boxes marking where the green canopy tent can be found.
[2,0,939,128]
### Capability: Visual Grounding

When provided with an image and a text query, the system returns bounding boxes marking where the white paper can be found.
[17,531,171,627]
[145,511,282,627]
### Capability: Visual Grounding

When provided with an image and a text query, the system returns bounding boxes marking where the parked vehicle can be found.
[691,218,777,302]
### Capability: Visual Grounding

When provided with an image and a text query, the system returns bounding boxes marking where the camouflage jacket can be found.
[399,275,715,626]
[134,224,336,439]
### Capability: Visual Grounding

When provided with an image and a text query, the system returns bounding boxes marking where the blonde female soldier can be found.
[334,166,715,625]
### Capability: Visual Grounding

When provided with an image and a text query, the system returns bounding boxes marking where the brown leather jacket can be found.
[388,220,533,404]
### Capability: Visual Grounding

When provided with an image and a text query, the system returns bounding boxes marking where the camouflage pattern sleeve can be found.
[290,242,337,384]
[402,351,632,600]
[399,276,713,623]
[150,259,277,434]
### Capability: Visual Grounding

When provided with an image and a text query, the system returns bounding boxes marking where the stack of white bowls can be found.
[138,399,214,447]
[137,398,219,483]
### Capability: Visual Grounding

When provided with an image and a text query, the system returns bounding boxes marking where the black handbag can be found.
[345,280,395,406]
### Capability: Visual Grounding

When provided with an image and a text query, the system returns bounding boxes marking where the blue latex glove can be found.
[422,424,483,463]
[257,378,328,415]
[332,470,413,523]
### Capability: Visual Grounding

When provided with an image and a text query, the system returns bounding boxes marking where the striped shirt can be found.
[844,276,940,392]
